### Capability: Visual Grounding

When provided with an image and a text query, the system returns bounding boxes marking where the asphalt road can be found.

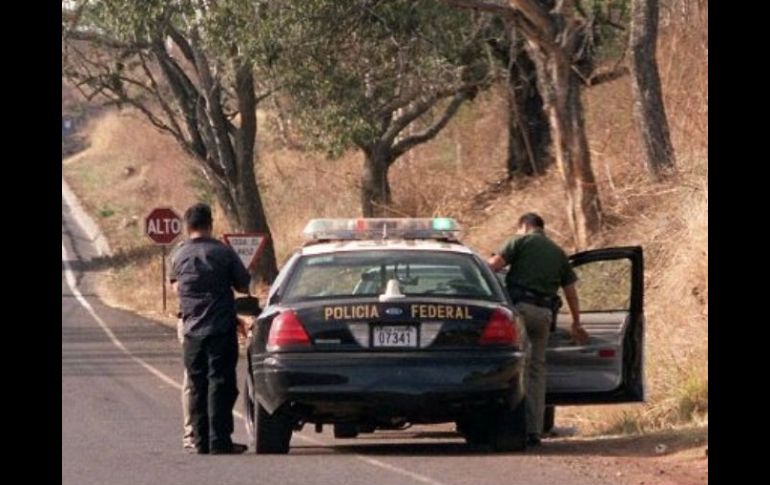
[62,194,613,485]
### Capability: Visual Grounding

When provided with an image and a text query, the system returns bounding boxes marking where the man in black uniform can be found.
[170,203,251,454]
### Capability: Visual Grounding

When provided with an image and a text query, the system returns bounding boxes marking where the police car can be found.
[242,218,645,454]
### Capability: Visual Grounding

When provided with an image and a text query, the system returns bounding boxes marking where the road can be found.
[62,194,615,485]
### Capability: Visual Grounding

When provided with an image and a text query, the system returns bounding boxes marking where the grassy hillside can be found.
[62,5,707,434]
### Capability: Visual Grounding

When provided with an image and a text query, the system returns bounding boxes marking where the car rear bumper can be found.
[252,350,526,422]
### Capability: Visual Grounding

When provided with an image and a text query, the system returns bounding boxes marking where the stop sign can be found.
[145,207,183,245]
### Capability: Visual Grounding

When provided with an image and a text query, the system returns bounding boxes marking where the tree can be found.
[629,0,676,180]
[488,20,552,177]
[247,0,494,216]
[445,0,616,248]
[62,0,278,282]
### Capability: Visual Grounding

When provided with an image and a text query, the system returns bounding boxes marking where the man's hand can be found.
[562,283,587,344]
[236,315,252,340]
[487,254,506,272]
[570,324,589,345]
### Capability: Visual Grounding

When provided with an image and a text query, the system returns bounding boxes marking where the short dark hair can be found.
[518,212,545,229]
[184,203,213,231]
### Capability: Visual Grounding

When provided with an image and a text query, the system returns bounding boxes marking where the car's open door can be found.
[545,246,644,404]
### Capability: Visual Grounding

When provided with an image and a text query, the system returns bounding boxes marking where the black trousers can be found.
[183,331,239,451]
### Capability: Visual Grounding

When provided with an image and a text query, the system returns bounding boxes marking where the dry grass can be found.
[62,2,707,434]
[63,110,220,320]
[550,3,708,434]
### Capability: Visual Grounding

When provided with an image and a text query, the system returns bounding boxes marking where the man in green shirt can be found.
[488,212,588,447]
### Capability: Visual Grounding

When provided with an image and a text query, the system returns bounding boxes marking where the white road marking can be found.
[62,241,448,485]
[62,243,180,391]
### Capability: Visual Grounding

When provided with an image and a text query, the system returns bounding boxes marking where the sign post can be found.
[222,233,269,272]
[145,207,183,312]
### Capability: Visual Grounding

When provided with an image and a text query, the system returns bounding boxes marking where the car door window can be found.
[558,258,632,312]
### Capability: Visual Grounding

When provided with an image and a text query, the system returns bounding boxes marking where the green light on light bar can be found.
[432,218,455,230]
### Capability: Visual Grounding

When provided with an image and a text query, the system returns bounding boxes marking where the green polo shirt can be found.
[499,230,577,297]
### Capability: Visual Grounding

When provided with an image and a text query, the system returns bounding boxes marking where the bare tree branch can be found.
[188,28,237,180]
[442,0,510,16]
[66,30,150,50]
[166,26,197,66]
[137,51,187,141]
[391,91,469,160]
[381,92,446,145]
[585,65,629,86]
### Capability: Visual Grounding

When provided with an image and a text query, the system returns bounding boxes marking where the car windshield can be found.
[282,250,499,302]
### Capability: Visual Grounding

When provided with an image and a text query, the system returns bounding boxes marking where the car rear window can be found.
[282,250,499,302]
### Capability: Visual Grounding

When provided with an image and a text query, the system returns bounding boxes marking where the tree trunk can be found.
[231,64,279,284]
[504,28,551,178]
[629,0,676,181]
[233,168,279,284]
[506,62,533,177]
[197,159,279,285]
[361,146,393,217]
[531,48,602,249]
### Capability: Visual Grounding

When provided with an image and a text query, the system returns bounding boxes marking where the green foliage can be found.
[99,207,115,218]
[78,0,180,42]
[676,375,708,421]
[233,0,494,156]
[65,0,256,72]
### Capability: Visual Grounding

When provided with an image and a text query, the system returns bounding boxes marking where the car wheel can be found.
[491,400,527,452]
[456,417,492,446]
[254,403,293,454]
[334,423,359,439]
[543,406,555,434]
[243,376,293,454]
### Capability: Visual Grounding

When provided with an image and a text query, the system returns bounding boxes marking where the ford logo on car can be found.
[385,307,403,316]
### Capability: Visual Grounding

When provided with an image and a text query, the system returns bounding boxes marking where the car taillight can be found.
[267,310,311,351]
[598,348,616,358]
[480,308,518,346]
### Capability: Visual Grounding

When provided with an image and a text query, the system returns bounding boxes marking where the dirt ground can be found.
[543,426,708,484]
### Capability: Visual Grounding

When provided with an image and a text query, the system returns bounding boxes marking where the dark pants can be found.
[183,331,239,451]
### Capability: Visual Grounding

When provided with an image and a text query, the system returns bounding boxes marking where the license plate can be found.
[372,326,418,348]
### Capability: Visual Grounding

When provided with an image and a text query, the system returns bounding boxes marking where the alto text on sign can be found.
[145,208,182,245]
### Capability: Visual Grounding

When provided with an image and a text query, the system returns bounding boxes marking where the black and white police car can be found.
[241,218,644,454]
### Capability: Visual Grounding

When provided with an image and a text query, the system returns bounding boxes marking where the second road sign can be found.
[222,233,269,271]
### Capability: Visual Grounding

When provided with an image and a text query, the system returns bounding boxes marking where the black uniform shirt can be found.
[169,237,251,337]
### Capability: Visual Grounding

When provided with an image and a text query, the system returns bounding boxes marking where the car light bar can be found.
[302,218,461,241]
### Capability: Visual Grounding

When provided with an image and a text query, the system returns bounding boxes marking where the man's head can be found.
[184,203,213,237]
[517,212,545,234]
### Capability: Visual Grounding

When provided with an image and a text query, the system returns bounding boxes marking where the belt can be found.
[508,284,561,310]
[515,294,555,309]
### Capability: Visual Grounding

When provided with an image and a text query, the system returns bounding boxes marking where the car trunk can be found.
[289,297,508,351]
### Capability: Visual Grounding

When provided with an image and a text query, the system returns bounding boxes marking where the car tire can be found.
[457,416,492,446]
[255,404,293,454]
[243,376,293,454]
[491,399,527,452]
[543,406,555,434]
[333,423,359,439]
[358,424,376,434]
